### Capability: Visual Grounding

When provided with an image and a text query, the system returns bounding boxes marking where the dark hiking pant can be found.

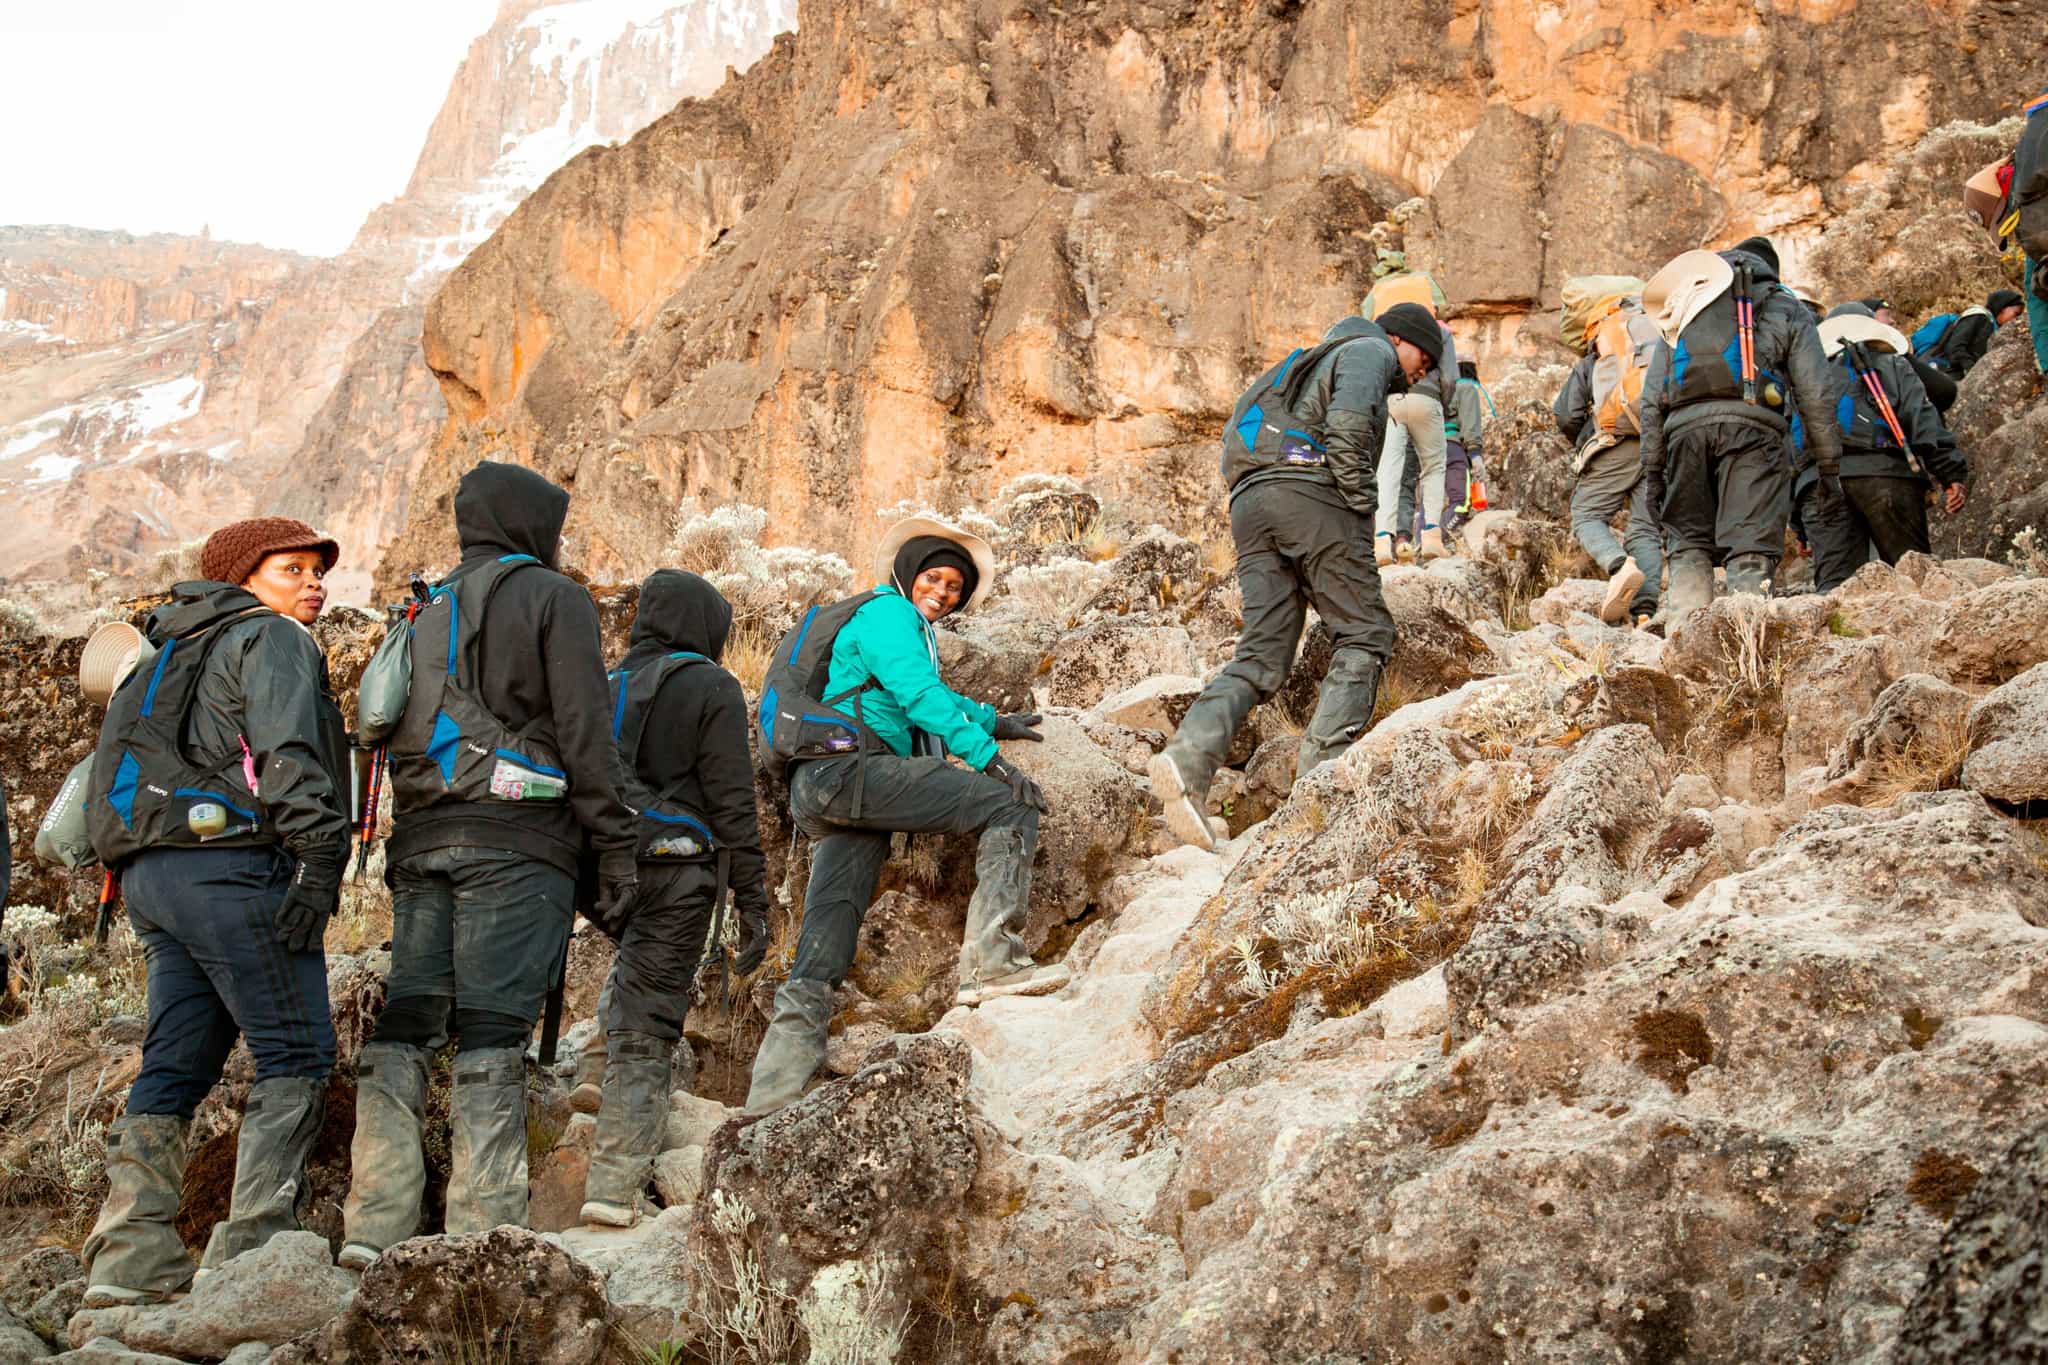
[1403,440,1473,540]
[1658,418,1792,563]
[124,845,334,1118]
[1172,479,1396,790]
[786,753,1038,988]
[372,845,575,1052]
[1801,475,1931,592]
[1571,437,1662,617]
[599,861,719,1042]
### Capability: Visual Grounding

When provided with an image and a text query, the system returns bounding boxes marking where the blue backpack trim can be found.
[108,751,141,828]
[1908,314,1955,356]
[138,639,177,718]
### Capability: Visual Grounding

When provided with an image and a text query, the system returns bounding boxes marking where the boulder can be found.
[998,715,1149,945]
[936,615,1054,713]
[700,1034,978,1286]
[1932,578,2048,685]
[1089,674,1204,734]
[0,1250,79,1321]
[0,1304,49,1361]
[1892,1121,2048,1364]
[1045,620,1198,710]
[1962,661,2048,806]
[1529,577,1608,626]
[1814,673,1975,807]
[68,1232,352,1360]
[549,1207,697,1344]
[1077,527,1200,619]
[45,1344,179,1364]
[272,1228,608,1365]
[652,1146,706,1207]
[526,1113,596,1234]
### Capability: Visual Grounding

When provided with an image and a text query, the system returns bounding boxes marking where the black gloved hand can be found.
[276,851,342,954]
[985,754,1050,813]
[735,915,770,975]
[1814,470,1846,510]
[993,713,1045,742]
[590,848,641,938]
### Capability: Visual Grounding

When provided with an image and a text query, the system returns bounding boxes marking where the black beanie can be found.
[1377,303,1443,372]
[1859,296,1891,314]
[1729,235,1780,274]
[1458,360,1478,380]
[1988,289,2024,315]
[892,535,979,612]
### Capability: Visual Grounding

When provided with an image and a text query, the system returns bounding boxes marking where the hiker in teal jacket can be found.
[743,517,1070,1115]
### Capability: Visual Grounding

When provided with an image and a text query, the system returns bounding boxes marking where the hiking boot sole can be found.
[955,962,1073,1008]
[1601,562,1646,624]
[579,1199,640,1229]
[338,1242,381,1272]
[1148,753,1217,852]
[81,1283,187,1309]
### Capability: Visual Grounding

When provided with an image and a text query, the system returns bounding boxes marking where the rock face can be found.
[1893,1121,2048,1364]
[0,0,794,622]
[67,1232,352,1360]
[395,0,2044,587]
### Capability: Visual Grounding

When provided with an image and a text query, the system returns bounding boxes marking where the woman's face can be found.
[909,564,966,621]
[244,550,328,624]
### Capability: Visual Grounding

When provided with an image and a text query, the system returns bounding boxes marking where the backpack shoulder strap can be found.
[613,651,713,771]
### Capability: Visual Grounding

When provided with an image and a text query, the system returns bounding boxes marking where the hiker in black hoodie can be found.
[1639,236,1843,615]
[341,462,638,1267]
[1150,310,1420,850]
[578,570,768,1227]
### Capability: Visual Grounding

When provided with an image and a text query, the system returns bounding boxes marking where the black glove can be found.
[276,851,342,954]
[985,754,1049,813]
[1813,470,1846,510]
[993,713,1045,742]
[590,848,641,938]
[735,914,770,975]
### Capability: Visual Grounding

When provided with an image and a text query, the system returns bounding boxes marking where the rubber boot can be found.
[339,1041,429,1270]
[1374,534,1394,568]
[742,978,835,1116]
[955,826,1070,1005]
[580,1032,670,1227]
[81,1114,193,1308]
[1663,549,1715,623]
[445,1046,530,1235]
[1723,552,1776,598]
[200,1076,325,1270]
[1418,527,1449,561]
[568,1030,606,1115]
[1150,674,1260,852]
[1296,648,1382,779]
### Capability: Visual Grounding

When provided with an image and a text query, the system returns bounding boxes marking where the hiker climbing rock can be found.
[1149,310,1414,851]
[1363,275,1459,563]
[743,517,1069,1116]
[1555,276,1665,626]
[578,569,768,1227]
[1798,306,1968,592]
[79,517,350,1307]
[1910,289,2026,376]
[1443,360,1489,542]
[1639,236,1843,617]
[340,462,639,1266]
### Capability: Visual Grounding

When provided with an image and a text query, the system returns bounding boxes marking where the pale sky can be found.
[0,0,498,256]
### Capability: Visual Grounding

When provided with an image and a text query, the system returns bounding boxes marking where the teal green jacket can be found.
[824,585,998,769]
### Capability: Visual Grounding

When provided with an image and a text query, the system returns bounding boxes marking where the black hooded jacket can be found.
[387,462,637,874]
[1231,316,1405,517]
[1639,247,1843,480]
[617,571,767,928]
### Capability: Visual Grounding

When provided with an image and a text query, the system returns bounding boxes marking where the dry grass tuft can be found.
[1858,714,1973,808]
[723,619,776,695]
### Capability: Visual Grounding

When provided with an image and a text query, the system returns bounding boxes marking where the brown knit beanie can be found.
[200,517,340,587]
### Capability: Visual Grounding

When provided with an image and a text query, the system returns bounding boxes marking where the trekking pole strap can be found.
[1848,344,1924,482]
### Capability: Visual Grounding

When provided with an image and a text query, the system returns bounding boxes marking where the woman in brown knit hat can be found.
[80,516,350,1304]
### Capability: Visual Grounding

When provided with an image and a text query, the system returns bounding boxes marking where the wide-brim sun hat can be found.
[1644,250,1736,347]
[876,515,997,613]
[1817,314,1911,360]
[80,620,158,707]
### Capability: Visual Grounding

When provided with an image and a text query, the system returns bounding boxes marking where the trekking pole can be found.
[1847,343,1926,485]
[94,871,118,947]
[1735,265,1759,405]
[353,744,386,882]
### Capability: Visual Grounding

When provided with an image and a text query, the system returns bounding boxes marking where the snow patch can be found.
[27,454,81,485]
[127,376,205,432]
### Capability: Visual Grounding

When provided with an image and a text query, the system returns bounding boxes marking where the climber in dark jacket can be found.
[342,461,639,1267]
[1797,306,1968,591]
[1152,308,1422,852]
[1639,236,1844,615]
[578,569,769,1226]
[81,518,350,1308]
[1921,291,2026,377]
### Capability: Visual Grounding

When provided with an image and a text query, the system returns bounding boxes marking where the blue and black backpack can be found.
[1666,281,1789,419]
[1220,331,1382,492]
[608,651,720,861]
[388,554,570,811]
[757,590,898,814]
[1907,313,1956,364]
[87,591,279,866]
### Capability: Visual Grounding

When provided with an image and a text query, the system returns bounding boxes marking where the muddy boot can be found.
[81,1114,193,1308]
[568,1031,606,1115]
[1723,552,1777,598]
[1600,559,1646,625]
[580,1032,669,1227]
[1663,549,1715,624]
[957,826,1036,989]
[339,1041,429,1270]
[743,978,835,1117]
[444,1046,530,1235]
[1296,648,1382,779]
[1151,674,1258,852]
[200,1076,325,1270]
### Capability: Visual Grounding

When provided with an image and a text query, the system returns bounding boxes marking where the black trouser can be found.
[1801,475,1931,592]
[600,861,719,1041]
[1659,418,1792,562]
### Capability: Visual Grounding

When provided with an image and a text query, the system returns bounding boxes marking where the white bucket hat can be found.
[876,515,997,613]
[1643,250,1736,347]
[79,620,158,707]
[1817,314,1911,359]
